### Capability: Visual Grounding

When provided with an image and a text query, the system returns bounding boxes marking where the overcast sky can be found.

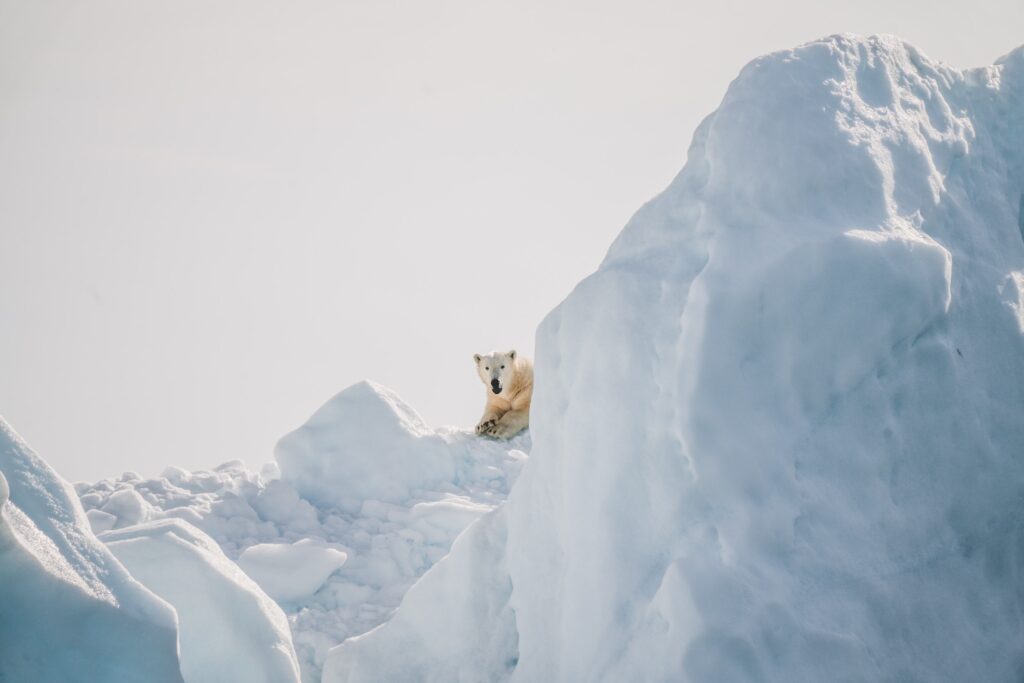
[1,0,1021,482]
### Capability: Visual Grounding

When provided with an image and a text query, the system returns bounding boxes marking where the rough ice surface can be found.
[103,519,302,683]
[77,380,528,681]
[323,35,1024,682]
[0,418,184,682]
[323,508,518,683]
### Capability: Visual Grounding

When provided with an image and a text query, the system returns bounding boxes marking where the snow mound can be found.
[77,382,529,681]
[238,539,348,602]
[103,519,301,683]
[325,34,1024,682]
[275,380,454,512]
[0,417,184,682]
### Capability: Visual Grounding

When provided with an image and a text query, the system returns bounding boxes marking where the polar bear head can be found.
[473,350,517,395]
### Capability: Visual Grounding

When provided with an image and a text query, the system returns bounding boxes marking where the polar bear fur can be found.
[473,350,533,439]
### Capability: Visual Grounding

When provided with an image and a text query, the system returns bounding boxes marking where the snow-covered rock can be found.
[324,34,1024,683]
[103,519,301,683]
[238,539,348,603]
[0,417,184,682]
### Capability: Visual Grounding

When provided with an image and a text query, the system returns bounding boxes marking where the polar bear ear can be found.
[508,349,517,360]
[473,354,482,364]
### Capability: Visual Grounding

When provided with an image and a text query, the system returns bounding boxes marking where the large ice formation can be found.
[325,34,1024,683]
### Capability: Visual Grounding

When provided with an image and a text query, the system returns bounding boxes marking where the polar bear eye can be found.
[501,365,505,369]
[485,366,489,370]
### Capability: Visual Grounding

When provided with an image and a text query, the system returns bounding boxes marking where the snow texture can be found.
[0,418,184,682]
[324,34,1024,683]
[103,519,302,683]
[77,380,528,681]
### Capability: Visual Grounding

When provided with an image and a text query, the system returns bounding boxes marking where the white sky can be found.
[1,0,1021,482]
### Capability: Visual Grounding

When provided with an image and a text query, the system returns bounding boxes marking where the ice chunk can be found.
[87,507,118,534]
[0,418,184,682]
[101,487,153,527]
[104,519,301,683]
[276,380,454,513]
[251,479,320,531]
[238,538,348,602]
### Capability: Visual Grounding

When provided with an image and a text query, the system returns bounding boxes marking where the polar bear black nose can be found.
[491,379,501,393]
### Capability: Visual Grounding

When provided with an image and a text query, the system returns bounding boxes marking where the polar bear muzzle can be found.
[491,379,501,394]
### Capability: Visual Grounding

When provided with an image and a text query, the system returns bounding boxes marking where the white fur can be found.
[473,350,533,439]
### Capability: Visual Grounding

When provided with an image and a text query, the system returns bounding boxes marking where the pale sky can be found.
[1,0,1021,482]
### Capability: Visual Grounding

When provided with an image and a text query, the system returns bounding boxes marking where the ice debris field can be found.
[3,33,1024,682]
[76,380,528,681]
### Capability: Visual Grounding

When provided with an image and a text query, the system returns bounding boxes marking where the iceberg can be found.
[103,519,302,683]
[325,34,1024,683]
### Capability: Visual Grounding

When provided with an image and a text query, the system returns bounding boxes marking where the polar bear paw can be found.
[475,418,497,435]
[483,421,517,439]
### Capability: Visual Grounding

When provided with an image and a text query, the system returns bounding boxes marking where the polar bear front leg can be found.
[475,410,503,435]
[485,408,528,439]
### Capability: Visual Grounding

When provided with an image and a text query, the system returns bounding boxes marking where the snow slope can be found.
[0,418,184,682]
[77,380,528,681]
[325,34,1024,682]
[103,519,302,683]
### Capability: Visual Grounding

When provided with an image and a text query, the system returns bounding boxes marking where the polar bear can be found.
[473,349,533,439]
